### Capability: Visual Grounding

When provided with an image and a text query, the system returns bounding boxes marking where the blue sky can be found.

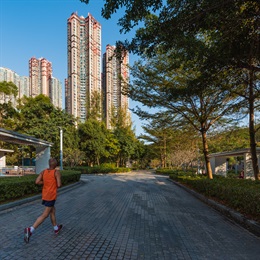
[0,0,146,136]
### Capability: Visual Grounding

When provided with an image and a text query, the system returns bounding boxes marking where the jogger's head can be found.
[49,158,58,168]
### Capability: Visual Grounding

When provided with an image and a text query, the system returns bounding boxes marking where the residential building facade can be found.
[102,44,130,129]
[0,67,29,105]
[29,57,52,97]
[66,12,102,122]
[0,60,62,109]
[29,57,62,108]
[50,77,62,109]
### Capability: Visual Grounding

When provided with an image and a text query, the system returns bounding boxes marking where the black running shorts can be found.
[42,200,56,207]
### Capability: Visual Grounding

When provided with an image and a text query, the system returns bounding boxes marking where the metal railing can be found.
[0,166,36,176]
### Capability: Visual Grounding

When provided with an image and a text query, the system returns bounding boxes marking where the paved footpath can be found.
[0,171,260,260]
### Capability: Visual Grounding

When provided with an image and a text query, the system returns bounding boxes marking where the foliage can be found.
[209,126,250,153]
[0,81,18,97]
[0,175,41,203]
[0,93,145,168]
[156,168,196,176]
[128,49,243,178]
[63,148,85,168]
[0,102,19,129]
[0,170,81,204]
[110,106,131,129]
[109,105,140,167]
[78,119,117,165]
[81,0,259,65]
[87,90,103,121]
[140,116,199,168]
[113,125,137,167]
[80,0,260,180]
[73,165,131,174]
[0,81,19,129]
[15,95,78,160]
[130,140,149,169]
[60,170,82,186]
[168,170,260,222]
[140,116,173,168]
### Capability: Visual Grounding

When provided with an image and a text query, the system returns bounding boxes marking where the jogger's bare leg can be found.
[49,206,57,226]
[33,206,53,229]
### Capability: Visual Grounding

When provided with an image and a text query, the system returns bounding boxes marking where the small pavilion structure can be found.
[0,128,52,174]
[209,148,260,179]
[0,148,14,168]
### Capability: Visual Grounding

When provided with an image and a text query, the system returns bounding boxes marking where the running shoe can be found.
[54,224,63,234]
[24,227,32,243]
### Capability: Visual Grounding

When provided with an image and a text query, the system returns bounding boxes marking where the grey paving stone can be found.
[0,171,260,259]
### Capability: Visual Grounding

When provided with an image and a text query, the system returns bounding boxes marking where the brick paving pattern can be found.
[0,171,260,259]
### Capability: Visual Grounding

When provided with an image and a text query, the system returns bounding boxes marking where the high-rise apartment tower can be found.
[102,44,130,129]
[66,12,102,122]
[0,67,29,106]
[29,57,62,108]
[29,57,52,97]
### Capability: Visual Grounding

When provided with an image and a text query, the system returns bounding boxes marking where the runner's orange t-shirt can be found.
[42,169,58,201]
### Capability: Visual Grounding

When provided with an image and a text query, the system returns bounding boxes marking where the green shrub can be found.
[156,168,174,175]
[0,170,81,204]
[61,170,81,185]
[169,172,260,222]
[0,175,40,203]
[79,165,131,174]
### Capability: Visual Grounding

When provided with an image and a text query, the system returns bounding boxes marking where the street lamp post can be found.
[59,127,63,170]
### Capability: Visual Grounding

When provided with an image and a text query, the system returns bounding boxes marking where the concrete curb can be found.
[168,178,260,237]
[0,180,84,212]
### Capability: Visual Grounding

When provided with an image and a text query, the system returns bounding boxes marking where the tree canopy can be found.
[129,49,243,178]
[81,0,260,179]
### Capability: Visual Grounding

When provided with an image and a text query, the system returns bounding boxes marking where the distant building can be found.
[0,67,29,106]
[29,57,62,108]
[29,57,52,97]
[50,77,62,109]
[19,76,30,98]
[0,60,62,109]
[102,44,130,129]
[66,12,102,122]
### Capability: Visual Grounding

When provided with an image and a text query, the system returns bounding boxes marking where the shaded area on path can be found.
[0,171,259,259]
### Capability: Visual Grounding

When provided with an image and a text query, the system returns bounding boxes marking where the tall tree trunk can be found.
[160,148,164,168]
[201,128,213,179]
[248,70,260,180]
[163,134,167,168]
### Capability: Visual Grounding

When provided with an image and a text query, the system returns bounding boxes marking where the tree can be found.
[0,81,18,101]
[78,119,115,165]
[139,116,174,168]
[112,125,136,167]
[110,106,131,129]
[130,139,149,169]
[140,114,199,169]
[109,105,137,167]
[209,126,250,154]
[81,0,260,179]
[172,1,260,180]
[140,126,168,169]
[87,90,102,121]
[16,95,78,161]
[129,51,242,179]
[63,148,85,168]
[0,81,19,128]
[0,102,19,129]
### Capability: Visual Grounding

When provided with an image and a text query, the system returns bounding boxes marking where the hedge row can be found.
[69,165,131,174]
[163,169,260,222]
[0,170,81,204]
